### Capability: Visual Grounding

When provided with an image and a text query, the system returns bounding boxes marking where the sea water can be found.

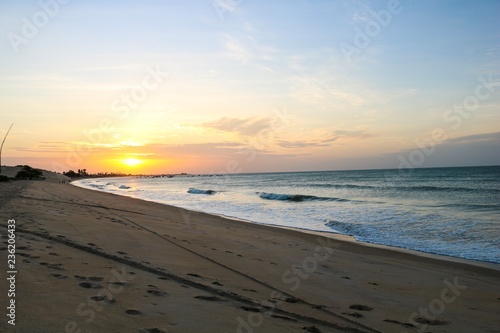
[73,166,500,264]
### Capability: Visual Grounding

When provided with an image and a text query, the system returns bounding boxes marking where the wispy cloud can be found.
[276,128,373,149]
[445,132,500,145]
[202,116,275,136]
[276,140,330,149]
[13,141,70,153]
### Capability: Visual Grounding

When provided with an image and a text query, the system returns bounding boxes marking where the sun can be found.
[122,158,143,167]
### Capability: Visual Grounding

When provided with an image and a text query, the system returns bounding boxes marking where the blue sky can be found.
[0,0,499,173]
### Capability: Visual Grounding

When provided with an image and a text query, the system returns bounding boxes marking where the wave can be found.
[187,188,218,195]
[257,192,348,202]
[324,220,361,236]
[431,203,500,212]
[406,185,484,192]
[310,183,374,189]
[313,184,499,193]
[88,184,106,190]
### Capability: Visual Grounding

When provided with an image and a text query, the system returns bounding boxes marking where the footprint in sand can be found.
[109,281,131,287]
[125,309,141,315]
[139,328,166,333]
[50,273,68,279]
[74,275,104,282]
[40,262,64,270]
[342,312,363,318]
[88,276,104,281]
[90,295,116,304]
[194,295,223,302]
[349,304,373,311]
[302,326,322,333]
[147,289,168,297]
[79,282,102,289]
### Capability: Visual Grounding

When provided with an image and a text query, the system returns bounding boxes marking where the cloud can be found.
[317,129,373,144]
[13,141,70,153]
[445,132,500,145]
[276,129,373,149]
[202,116,274,136]
[276,140,330,149]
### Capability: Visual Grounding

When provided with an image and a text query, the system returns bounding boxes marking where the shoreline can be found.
[1,180,499,332]
[71,180,500,273]
[205,210,500,274]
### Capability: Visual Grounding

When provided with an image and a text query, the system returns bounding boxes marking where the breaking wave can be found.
[187,188,218,195]
[257,192,349,202]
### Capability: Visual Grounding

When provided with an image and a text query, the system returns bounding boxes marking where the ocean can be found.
[73,166,500,264]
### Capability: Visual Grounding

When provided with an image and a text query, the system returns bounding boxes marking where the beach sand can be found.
[0,178,499,333]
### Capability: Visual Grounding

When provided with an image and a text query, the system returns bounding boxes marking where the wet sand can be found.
[0,178,499,333]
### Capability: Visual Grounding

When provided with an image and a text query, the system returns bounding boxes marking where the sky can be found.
[0,0,499,174]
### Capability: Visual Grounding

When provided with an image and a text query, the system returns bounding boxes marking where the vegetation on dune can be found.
[15,165,45,180]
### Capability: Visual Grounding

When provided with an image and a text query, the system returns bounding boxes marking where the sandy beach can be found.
[1,177,499,333]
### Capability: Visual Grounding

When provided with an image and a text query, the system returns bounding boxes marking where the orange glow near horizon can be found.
[95,156,181,175]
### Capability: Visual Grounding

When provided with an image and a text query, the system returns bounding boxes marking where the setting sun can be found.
[122,158,143,167]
